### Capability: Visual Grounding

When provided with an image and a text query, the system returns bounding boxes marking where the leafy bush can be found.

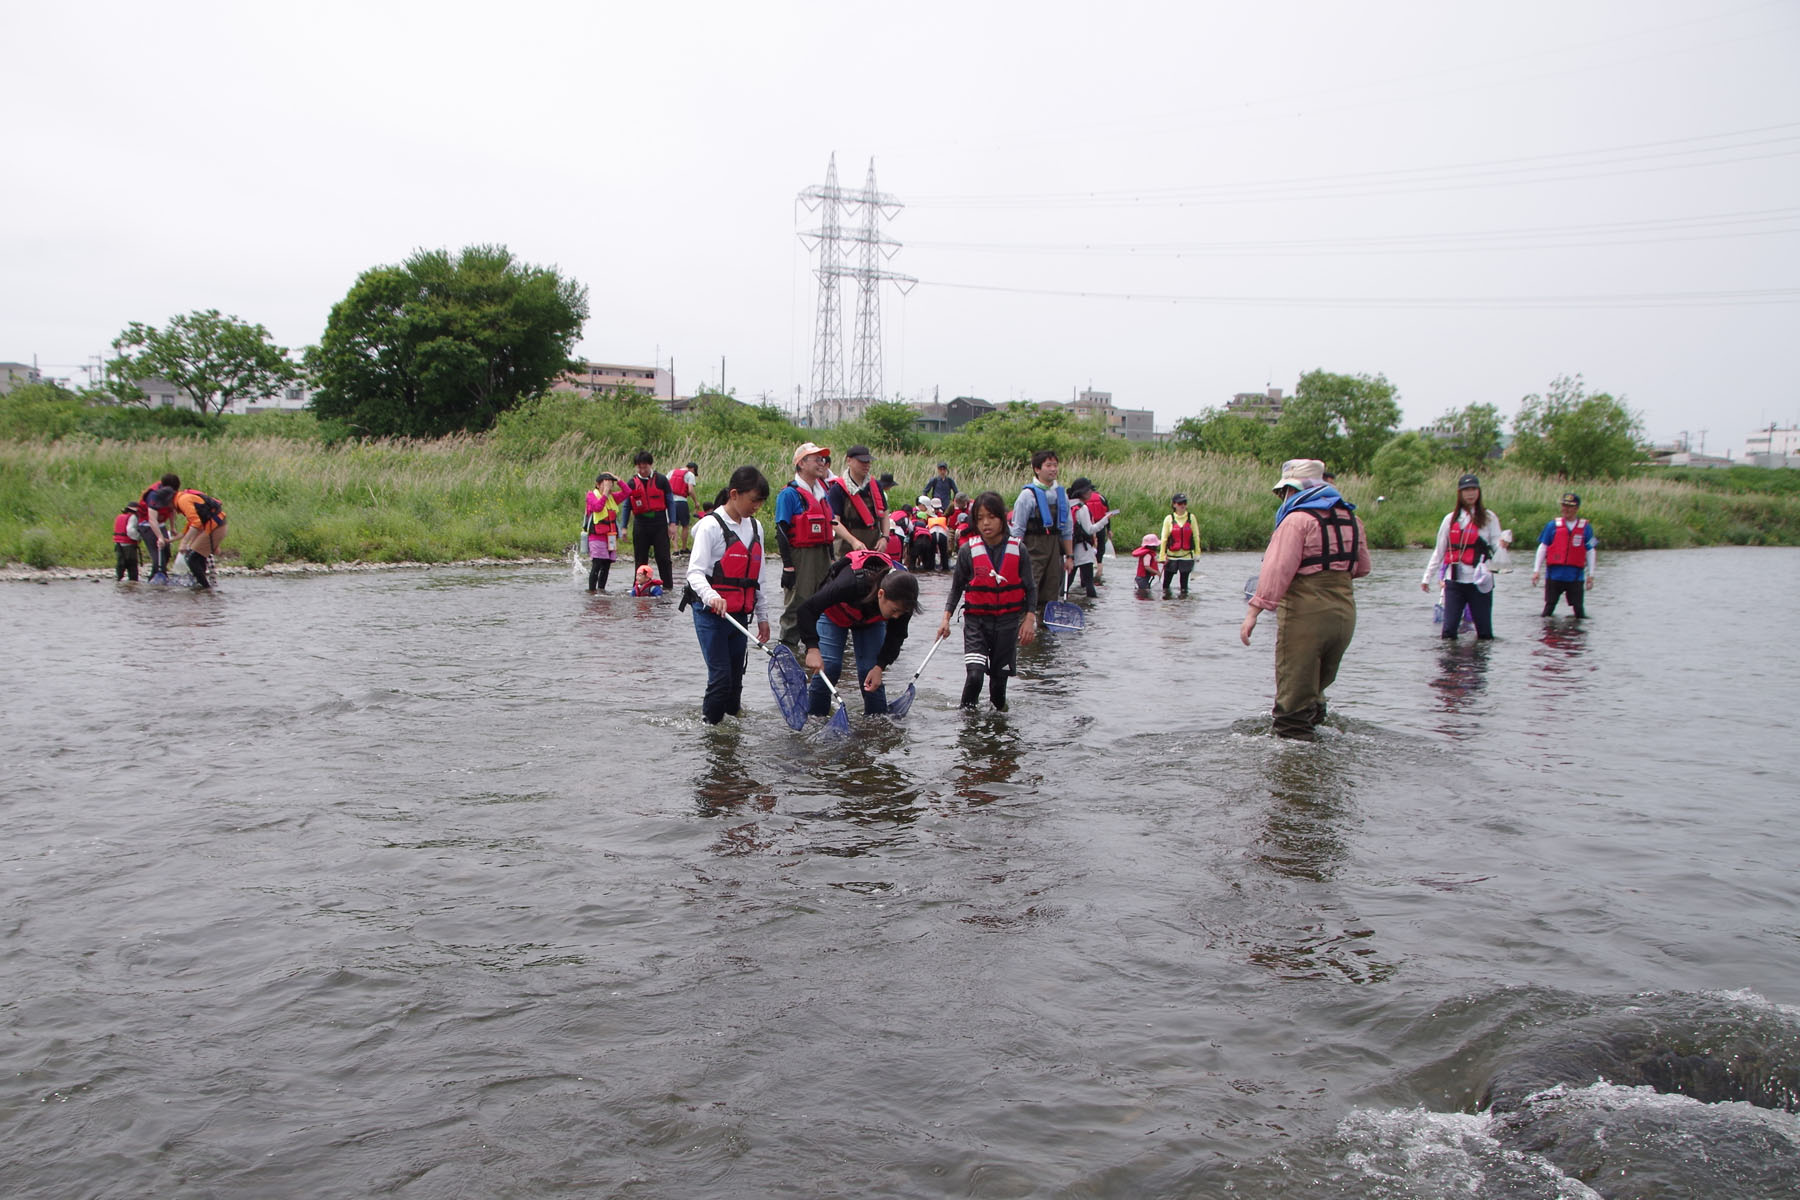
[81,405,216,441]
[0,383,86,441]
[945,403,1126,468]
[19,527,56,568]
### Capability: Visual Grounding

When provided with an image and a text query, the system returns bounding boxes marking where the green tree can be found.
[109,309,301,417]
[1170,409,1272,461]
[0,381,86,440]
[945,401,1123,467]
[1370,431,1436,495]
[1511,374,1642,479]
[859,400,926,453]
[1269,370,1401,473]
[308,244,588,437]
[1429,402,1502,469]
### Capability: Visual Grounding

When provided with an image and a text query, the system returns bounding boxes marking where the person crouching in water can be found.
[938,490,1037,711]
[1130,534,1161,597]
[1240,459,1371,740]
[796,548,918,717]
[682,466,771,725]
[632,565,664,596]
[173,487,226,589]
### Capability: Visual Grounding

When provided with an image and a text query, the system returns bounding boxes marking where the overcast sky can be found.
[6,0,1797,452]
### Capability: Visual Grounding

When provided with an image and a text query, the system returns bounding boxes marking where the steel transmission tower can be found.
[798,154,915,427]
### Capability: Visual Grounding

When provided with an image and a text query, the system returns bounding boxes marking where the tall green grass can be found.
[5,434,1797,570]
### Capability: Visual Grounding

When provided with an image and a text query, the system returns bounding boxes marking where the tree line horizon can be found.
[12,242,1645,483]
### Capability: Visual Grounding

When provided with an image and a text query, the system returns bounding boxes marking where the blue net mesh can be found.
[1044,599,1084,631]
[766,644,811,731]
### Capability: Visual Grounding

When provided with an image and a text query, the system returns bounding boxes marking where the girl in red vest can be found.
[937,491,1038,710]
[112,505,140,581]
[796,548,919,717]
[1421,473,1505,639]
[682,466,772,724]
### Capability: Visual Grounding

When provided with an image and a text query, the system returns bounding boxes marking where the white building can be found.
[1744,425,1800,466]
[0,362,42,394]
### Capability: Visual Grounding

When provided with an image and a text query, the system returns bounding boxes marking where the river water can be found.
[3,547,1797,1198]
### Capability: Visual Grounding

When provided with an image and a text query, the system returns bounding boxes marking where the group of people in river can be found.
[584,444,1599,740]
[109,474,228,589]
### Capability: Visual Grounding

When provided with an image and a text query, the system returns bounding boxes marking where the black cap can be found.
[937,461,948,469]
[596,471,617,482]
[1457,473,1480,489]
[686,461,698,470]
[1172,492,1189,505]
[846,445,872,462]
[1561,492,1581,506]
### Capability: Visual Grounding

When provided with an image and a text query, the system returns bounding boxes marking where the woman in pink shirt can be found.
[1240,458,1372,740]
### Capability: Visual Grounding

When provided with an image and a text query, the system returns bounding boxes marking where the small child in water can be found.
[1130,534,1160,597]
[112,506,140,581]
[631,564,664,597]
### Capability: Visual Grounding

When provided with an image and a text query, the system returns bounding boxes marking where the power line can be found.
[909,124,1800,210]
[905,206,1800,259]
[916,280,1800,310]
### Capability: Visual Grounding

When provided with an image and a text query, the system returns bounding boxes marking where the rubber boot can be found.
[187,550,211,589]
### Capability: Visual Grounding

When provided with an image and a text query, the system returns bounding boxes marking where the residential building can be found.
[910,401,950,433]
[1045,387,1157,443]
[1224,387,1284,424]
[945,395,995,430]
[553,362,673,400]
[1,362,42,395]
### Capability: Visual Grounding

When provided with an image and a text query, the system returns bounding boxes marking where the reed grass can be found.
[5,435,1796,571]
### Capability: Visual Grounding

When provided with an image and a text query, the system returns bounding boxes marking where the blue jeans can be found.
[692,607,749,724]
[809,617,888,716]
[1442,578,1494,639]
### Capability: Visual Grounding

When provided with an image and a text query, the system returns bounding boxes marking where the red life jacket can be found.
[964,537,1027,617]
[668,468,692,499]
[584,489,622,535]
[1164,516,1196,555]
[137,481,174,522]
[1544,517,1589,568]
[823,550,900,628]
[882,531,906,560]
[113,509,135,544]
[1446,514,1484,566]
[704,511,763,615]
[626,473,668,516]
[1085,491,1107,522]
[784,481,834,548]
[830,475,885,530]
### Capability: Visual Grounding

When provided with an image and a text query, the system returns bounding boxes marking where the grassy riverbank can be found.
[5,434,1798,571]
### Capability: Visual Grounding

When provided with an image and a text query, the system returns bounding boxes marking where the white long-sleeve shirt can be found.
[686,510,771,623]
[1421,509,1506,585]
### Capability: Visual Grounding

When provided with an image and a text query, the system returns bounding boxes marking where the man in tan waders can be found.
[1239,459,1372,740]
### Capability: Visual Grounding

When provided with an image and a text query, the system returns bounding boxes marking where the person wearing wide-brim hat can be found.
[774,442,836,652]
[1241,459,1371,740]
[1420,471,1506,640]
[1531,491,1597,618]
